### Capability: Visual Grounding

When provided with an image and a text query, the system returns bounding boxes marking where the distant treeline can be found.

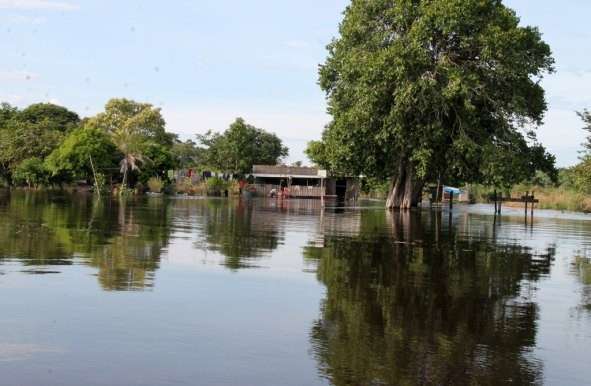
[0,99,288,193]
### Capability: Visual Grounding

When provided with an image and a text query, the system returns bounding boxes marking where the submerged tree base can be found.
[386,165,423,209]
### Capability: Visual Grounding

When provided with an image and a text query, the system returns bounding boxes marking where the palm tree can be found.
[110,127,145,190]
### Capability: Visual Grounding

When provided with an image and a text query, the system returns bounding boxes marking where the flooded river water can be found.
[0,192,589,385]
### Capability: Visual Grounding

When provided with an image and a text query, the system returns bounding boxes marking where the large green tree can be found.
[0,103,80,184]
[88,98,175,188]
[308,0,554,208]
[88,98,174,147]
[19,103,80,130]
[45,125,120,182]
[198,118,288,174]
[171,139,205,169]
[569,110,591,193]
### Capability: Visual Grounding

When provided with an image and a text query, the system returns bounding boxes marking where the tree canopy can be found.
[0,99,181,189]
[198,118,288,174]
[45,125,120,181]
[88,98,174,147]
[0,103,80,184]
[307,0,555,208]
[19,103,80,129]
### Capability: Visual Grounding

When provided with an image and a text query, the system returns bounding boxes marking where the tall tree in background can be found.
[198,118,288,174]
[88,99,175,188]
[18,103,80,130]
[571,110,591,192]
[110,125,146,188]
[89,98,174,147]
[0,103,80,184]
[171,139,204,169]
[308,0,554,208]
[45,126,120,182]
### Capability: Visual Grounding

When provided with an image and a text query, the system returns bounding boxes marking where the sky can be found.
[1,0,590,167]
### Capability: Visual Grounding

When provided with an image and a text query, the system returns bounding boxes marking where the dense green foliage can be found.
[138,142,177,183]
[172,139,204,169]
[570,110,591,193]
[87,98,178,189]
[308,0,555,208]
[0,99,185,190]
[88,98,174,146]
[0,103,80,184]
[45,126,119,181]
[198,118,288,174]
[0,100,289,193]
[13,158,48,188]
[19,103,80,129]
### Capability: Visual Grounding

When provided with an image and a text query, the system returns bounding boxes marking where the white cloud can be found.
[0,0,78,11]
[0,70,39,82]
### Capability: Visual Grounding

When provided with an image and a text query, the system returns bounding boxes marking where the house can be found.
[250,165,359,200]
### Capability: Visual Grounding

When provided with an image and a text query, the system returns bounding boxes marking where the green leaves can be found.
[0,103,80,184]
[198,118,288,175]
[310,0,555,190]
[45,126,119,181]
[88,98,173,147]
[13,158,49,188]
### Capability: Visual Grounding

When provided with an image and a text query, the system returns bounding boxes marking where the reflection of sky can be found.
[0,343,61,362]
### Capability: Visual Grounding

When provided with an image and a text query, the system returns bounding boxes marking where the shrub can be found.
[92,172,107,194]
[147,177,164,193]
[206,177,228,195]
[13,158,49,188]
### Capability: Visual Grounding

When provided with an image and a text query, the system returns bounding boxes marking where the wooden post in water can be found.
[524,191,529,216]
[436,174,442,204]
[497,192,502,215]
[320,178,325,208]
[449,191,454,210]
[493,190,498,214]
[531,192,535,218]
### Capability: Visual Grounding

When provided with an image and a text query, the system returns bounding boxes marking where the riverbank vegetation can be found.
[462,111,591,212]
[0,99,288,195]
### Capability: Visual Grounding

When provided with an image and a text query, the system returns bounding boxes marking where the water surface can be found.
[0,192,589,385]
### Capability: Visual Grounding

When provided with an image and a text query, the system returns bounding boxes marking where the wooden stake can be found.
[449,191,454,210]
[89,155,101,199]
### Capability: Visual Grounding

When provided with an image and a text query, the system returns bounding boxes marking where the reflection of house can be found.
[251,165,359,200]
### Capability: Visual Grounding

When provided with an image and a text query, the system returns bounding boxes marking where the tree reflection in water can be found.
[573,256,591,313]
[0,191,171,291]
[88,197,172,291]
[191,199,283,270]
[305,210,555,386]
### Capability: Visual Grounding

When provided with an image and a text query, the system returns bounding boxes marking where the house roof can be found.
[252,165,327,178]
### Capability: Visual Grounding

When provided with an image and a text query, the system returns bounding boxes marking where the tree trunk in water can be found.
[386,163,424,209]
[122,167,128,190]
